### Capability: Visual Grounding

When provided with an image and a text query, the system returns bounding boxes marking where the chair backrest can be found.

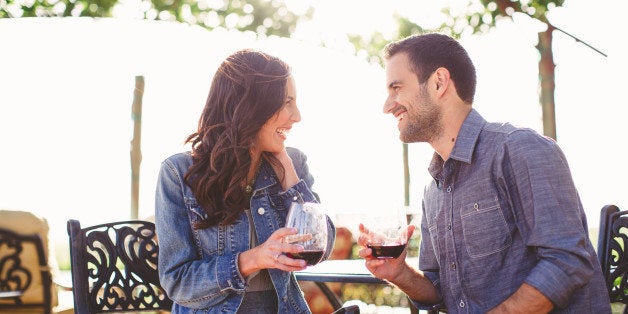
[67,219,173,313]
[597,204,628,305]
[0,227,52,313]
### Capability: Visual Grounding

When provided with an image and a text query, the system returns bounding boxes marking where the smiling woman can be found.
[0,17,402,267]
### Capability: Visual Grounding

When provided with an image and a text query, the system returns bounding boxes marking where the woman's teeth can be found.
[276,128,289,136]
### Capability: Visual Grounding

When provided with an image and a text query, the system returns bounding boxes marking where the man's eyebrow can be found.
[286,95,295,101]
[388,80,401,88]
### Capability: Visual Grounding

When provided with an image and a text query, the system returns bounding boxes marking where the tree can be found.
[0,0,313,37]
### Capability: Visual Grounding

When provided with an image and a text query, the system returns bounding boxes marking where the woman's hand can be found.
[357,223,416,282]
[272,149,300,190]
[238,227,308,277]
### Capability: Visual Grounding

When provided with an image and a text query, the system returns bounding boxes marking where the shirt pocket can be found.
[189,205,222,256]
[460,197,512,258]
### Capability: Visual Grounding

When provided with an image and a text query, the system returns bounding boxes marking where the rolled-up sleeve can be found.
[503,131,595,308]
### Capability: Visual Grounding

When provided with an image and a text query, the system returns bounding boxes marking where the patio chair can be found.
[0,209,62,314]
[597,204,628,312]
[66,219,172,313]
[0,227,53,313]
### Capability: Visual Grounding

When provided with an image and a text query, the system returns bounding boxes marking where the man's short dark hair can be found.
[384,33,477,104]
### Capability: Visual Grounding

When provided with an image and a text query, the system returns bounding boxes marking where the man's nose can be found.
[383,97,395,114]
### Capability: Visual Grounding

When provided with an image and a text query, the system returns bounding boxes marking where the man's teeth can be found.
[277,128,289,136]
[397,113,405,121]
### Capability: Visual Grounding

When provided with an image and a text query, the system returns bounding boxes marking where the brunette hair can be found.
[384,33,476,104]
[184,49,291,228]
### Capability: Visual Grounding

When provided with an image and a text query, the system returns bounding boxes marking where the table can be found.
[295,258,419,310]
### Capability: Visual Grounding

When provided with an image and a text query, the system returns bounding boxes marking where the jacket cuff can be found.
[216,253,247,293]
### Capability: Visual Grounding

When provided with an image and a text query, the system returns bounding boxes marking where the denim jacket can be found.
[155,147,335,314]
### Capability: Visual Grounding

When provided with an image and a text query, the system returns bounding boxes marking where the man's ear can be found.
[433,67,451,95]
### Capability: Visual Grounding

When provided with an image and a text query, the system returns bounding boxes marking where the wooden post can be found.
[130,76,144,220]
[537,28,557,140]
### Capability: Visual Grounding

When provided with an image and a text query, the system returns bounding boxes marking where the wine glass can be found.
[362,207,408,259]
[284,202,328,266]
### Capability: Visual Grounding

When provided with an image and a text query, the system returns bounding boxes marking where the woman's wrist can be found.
[238,249,260,278]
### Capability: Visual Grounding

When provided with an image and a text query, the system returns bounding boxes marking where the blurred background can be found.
[1,0,626,278]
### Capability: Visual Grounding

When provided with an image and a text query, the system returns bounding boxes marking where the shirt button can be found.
[447,224,452,230]
[459,300,465,308]
[257,207,265,215]
[473,203,479,210]
[446,186,452,193]
[450,262,456,270]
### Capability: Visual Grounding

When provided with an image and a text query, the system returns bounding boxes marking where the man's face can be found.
[383,52,442,143]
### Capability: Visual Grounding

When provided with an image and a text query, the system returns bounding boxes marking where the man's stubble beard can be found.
[399,88,443,144]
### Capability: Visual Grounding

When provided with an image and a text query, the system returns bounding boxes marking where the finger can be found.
[357,232,370,247]
[270,227,298,240]
[276,264,307,272]
[357,247,373,259]
[284,233,312,244]
[365,258,386,269]
[406,224,416,239]
[278,253,307,268]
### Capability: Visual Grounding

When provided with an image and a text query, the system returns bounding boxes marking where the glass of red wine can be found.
[284,202,328,266]
[363,207,408,259]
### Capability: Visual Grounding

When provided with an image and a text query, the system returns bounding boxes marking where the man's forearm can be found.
[488,283,553,313]
[391,262,441,304]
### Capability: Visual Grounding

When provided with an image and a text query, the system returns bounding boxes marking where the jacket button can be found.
[257,207,265,215]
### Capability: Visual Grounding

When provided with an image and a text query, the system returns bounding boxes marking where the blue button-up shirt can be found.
[415,109,610,313]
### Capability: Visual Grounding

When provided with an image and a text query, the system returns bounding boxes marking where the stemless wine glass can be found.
[362,207,408,259]
[284,202,328,266]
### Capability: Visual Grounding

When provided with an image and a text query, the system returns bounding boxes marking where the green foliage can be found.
[0,0,313,37]
[342,282,411,308]
[348,15,428,67]
[348,0,564,65]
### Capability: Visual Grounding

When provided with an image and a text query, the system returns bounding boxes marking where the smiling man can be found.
[357,33,610,313]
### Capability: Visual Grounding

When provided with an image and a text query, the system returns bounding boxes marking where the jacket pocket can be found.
[189,205,221,256]
[460,198,511,258]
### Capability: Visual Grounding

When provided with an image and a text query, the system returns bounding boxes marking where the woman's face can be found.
[255,75,301,153]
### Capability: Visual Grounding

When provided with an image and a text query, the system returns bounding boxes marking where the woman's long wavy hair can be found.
[184,49,291,228]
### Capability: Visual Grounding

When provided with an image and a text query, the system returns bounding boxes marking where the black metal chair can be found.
[597,204,628,312]
[0,227,53,313]
[66,219,173,313]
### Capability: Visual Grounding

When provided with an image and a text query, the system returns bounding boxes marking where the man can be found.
[358,33,610,313]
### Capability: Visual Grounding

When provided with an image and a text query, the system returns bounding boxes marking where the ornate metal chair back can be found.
[67,219,172,313]
[0,227,52,313]
[598,204,628,308]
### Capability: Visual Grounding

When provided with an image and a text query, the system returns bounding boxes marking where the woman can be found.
[155,49,335,313]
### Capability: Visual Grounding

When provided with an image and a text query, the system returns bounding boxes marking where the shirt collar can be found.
[449,108,486,164]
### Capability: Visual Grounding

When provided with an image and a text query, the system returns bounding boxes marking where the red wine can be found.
[367,244,406,259]
[287,250,324,266]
